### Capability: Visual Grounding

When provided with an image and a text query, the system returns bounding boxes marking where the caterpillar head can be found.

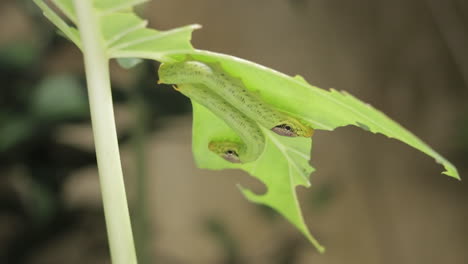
[272,118,314,137]
[208,141,242,163]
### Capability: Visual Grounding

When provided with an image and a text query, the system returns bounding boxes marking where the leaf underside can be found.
[35,0,460,253]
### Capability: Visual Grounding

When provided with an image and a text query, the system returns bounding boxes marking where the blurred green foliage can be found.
[31,75,88,120]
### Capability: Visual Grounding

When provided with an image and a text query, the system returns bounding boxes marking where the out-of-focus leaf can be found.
[0,42,40,68]
[31,75,88,120]
[0,116,35,152]
[117,57,143,69]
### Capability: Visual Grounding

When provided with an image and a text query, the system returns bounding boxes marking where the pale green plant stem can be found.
[73,1,137,263]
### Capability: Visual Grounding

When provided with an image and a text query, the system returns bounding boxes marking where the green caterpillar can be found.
[172,83,265,163]
[158,61,314,137]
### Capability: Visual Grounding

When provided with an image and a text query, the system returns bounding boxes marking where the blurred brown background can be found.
[0,0,467,263]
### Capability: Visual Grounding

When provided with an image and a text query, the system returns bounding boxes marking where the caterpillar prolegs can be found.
[158,61,314,163]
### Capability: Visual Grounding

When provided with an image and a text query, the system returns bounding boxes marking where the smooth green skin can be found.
[37,0,460,253]
[174,83,265,163]
[158,61,314,138]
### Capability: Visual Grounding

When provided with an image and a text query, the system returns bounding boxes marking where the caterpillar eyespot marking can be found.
[272,124,295,137]
[158,61,314,138]
[175,83,265,163]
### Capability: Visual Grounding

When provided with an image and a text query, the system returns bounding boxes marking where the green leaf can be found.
[35,0,198,59]
[33,0,81,47]
[107,25,201,60]
[101,12,148,46]
[51,0,149,17]
[181,50,460,180]
[93,0,149,13]
[154,50,461,250]
[192,102,323,251]
[33,0,460,253]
